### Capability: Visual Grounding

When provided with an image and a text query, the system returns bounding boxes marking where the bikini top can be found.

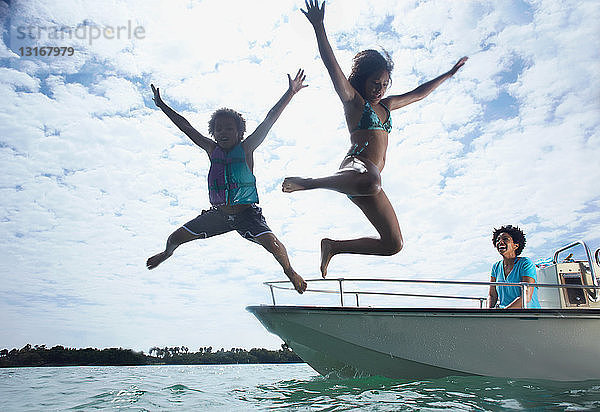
[352,100,392,133]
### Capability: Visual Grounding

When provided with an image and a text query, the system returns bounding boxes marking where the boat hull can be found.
[247,305,600,381]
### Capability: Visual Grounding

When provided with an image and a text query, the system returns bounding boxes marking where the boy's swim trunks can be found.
[182,204,272,242]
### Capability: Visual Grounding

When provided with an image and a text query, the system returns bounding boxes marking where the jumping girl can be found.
[282,1,467,277]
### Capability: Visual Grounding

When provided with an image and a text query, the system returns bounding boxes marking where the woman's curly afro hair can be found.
[348,49,394,98]
[492,225,527,256]
[208,108,246,138]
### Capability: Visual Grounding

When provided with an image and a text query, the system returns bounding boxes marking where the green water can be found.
[2,364,600,410]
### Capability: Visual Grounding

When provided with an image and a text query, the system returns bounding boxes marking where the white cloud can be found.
[1,0,599,353]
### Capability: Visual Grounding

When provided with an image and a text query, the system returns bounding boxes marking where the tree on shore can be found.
[0,344,303,367]
[0,345,147,367]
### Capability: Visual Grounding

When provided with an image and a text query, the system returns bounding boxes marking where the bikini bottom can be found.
[339,155,379,199]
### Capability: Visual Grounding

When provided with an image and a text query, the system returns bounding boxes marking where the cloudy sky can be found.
[1,0,599,353]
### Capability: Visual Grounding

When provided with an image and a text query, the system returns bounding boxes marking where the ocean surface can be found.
[2,363,600,411]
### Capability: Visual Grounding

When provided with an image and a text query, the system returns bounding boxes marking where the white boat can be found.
[247,241,600,381]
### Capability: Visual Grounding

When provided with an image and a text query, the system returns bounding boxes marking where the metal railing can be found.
[263,241,600,309]
[553,240,598,283]
[264,277,600,309]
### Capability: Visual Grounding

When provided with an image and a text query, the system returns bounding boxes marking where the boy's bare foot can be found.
[286,270,307,294]
[320,238,335,278]
[282,177,308,193]
[146,251,172,270]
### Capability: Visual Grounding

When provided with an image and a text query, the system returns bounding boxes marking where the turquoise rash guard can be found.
[491,257,541,308]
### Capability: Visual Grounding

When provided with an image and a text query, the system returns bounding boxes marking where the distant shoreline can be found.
[0,344,304,368]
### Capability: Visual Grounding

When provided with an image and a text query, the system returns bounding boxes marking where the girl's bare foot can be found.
[320,238,335,278]
[146,251,172,270]
[282,177,308,193]
[286,270,307,294]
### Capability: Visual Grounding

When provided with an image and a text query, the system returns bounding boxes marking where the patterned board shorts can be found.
[182,204,272,243]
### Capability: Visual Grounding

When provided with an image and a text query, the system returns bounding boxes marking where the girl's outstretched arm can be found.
[382,57,468,111]
[151,84,215,153]
[243,69,308,153]
[302,0,356,103]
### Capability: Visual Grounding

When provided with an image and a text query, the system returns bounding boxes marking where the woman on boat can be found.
[488,225,541,308]
[282,0,468,277]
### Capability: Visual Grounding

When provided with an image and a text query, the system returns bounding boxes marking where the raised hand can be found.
[449,56,468,76]
[288,69,308,94]
[301,0,325,27]
[150,84,164,108]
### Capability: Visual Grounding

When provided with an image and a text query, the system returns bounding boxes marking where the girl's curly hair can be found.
[208,108,246,138]
[492,225,527,256]
[348,49,394,98]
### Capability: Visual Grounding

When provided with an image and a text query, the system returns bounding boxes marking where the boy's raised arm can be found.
[382,57,468,111]
[151,84,215,153]
[243,69,307,153]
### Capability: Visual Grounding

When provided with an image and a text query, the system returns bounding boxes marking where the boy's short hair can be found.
[492,225,527,256]
[208,108,246,138]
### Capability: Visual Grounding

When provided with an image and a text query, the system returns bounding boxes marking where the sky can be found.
[1,0,599,353]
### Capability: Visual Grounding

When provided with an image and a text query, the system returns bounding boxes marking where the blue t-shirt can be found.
[491,256,541,308]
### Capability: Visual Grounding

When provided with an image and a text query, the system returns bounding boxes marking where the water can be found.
[2,364,600,411]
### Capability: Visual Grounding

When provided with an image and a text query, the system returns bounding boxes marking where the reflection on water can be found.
[253,374,600,411]
[1,364,599,411]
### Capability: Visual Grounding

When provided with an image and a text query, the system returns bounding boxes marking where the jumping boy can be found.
[146,70,308,294]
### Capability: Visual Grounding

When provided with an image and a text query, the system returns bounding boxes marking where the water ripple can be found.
[2,365,600,411]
